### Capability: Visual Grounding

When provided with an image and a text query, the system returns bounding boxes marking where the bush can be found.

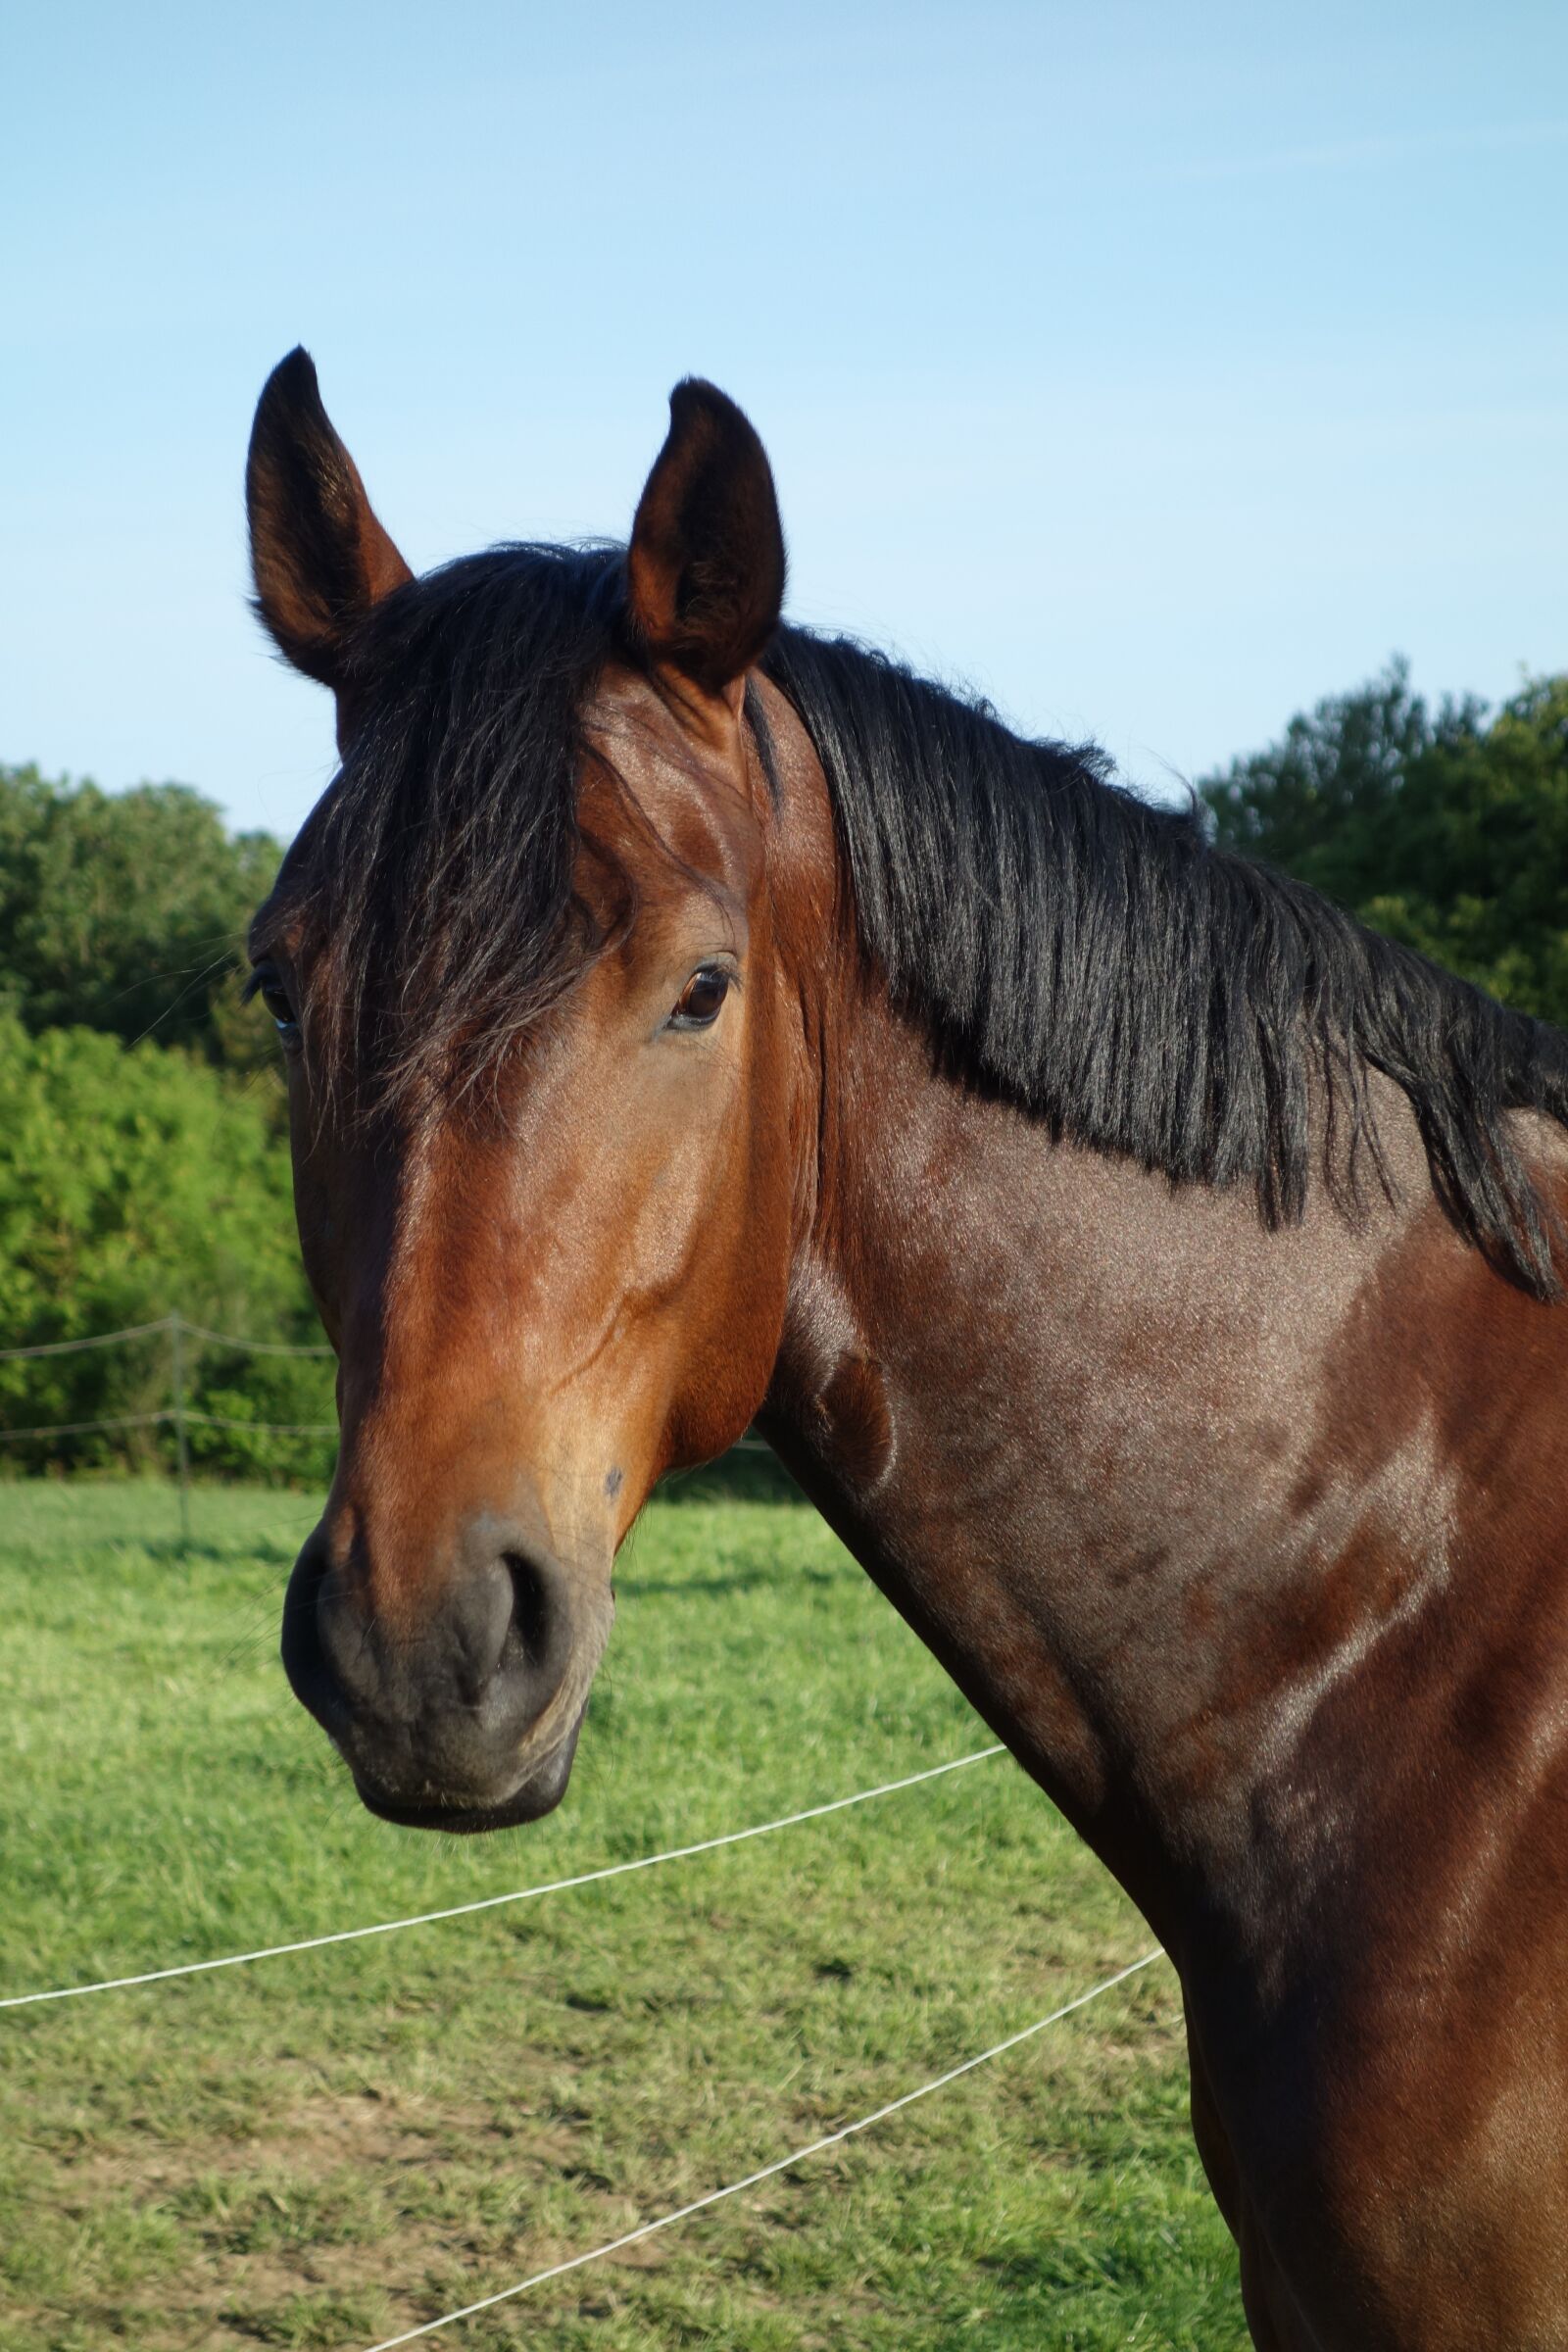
[0,1016,333,1480]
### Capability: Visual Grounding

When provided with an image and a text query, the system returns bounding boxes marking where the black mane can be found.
[269,543,1568,1296]
[763,629,1568,1295]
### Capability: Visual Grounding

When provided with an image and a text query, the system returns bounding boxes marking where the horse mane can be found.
[269,542,1568,1298]
[763,626,1568,1297]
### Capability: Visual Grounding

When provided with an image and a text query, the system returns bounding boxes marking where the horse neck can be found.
[760,860,1495,1956]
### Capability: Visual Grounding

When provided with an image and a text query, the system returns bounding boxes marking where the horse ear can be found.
[246,348,413,692]
[625,379,786,711]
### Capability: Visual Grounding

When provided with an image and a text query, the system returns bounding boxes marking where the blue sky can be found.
[5,1,1565,840]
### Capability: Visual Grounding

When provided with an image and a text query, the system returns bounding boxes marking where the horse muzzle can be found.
[281,1509,609,1832]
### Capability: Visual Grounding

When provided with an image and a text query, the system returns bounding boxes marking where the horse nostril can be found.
[287,1534,329,1634]
[503,1549,553,1673]
[280,1529,350,1734]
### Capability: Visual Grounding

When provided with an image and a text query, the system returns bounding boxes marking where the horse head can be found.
[247,354,819,1829]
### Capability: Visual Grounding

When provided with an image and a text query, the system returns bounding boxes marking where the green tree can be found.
[0,765,282,1059]
[0,1016,331,1479]
[1201,664,1568,1029]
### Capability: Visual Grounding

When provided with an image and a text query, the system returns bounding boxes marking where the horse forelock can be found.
[261,542,628,1125]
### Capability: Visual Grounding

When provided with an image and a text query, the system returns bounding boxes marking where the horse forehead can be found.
[582,669,765,893]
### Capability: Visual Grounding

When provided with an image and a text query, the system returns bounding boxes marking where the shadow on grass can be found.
[139,1532,306,1568]
[619,1558,852,1596]
[655,1446,805,1508]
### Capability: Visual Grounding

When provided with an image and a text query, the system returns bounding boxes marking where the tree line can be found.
[1202,663,1568,1029]
[2,659,1564,1473]
[0,768,331,1476]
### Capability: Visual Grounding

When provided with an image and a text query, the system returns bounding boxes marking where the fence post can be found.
[170,1314,191,1547]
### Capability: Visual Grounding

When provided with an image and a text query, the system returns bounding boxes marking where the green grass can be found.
[0,1477,1243,2351]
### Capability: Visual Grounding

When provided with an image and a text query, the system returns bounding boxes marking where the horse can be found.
[244,347,1568,2350]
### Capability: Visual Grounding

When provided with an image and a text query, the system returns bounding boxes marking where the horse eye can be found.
[252,971,300,1041]
[669,964,731,1031]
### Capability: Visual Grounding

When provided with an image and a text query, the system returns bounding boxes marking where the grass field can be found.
[0,1473,1244,2351]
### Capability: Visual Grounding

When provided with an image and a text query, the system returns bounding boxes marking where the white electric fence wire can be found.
[0,1312,336,1440]
[0,1411,171,1442]
[362,1947,1166,2352]
[0,1746,1005,2012]
[0,1319,173,1360]
[182,1411,336,1434]
[0,1409,338,1443]
[0,1313,331,1362]
[177,1319,334,1356]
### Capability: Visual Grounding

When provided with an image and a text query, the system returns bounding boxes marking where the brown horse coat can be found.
[246,351,1568,2349]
